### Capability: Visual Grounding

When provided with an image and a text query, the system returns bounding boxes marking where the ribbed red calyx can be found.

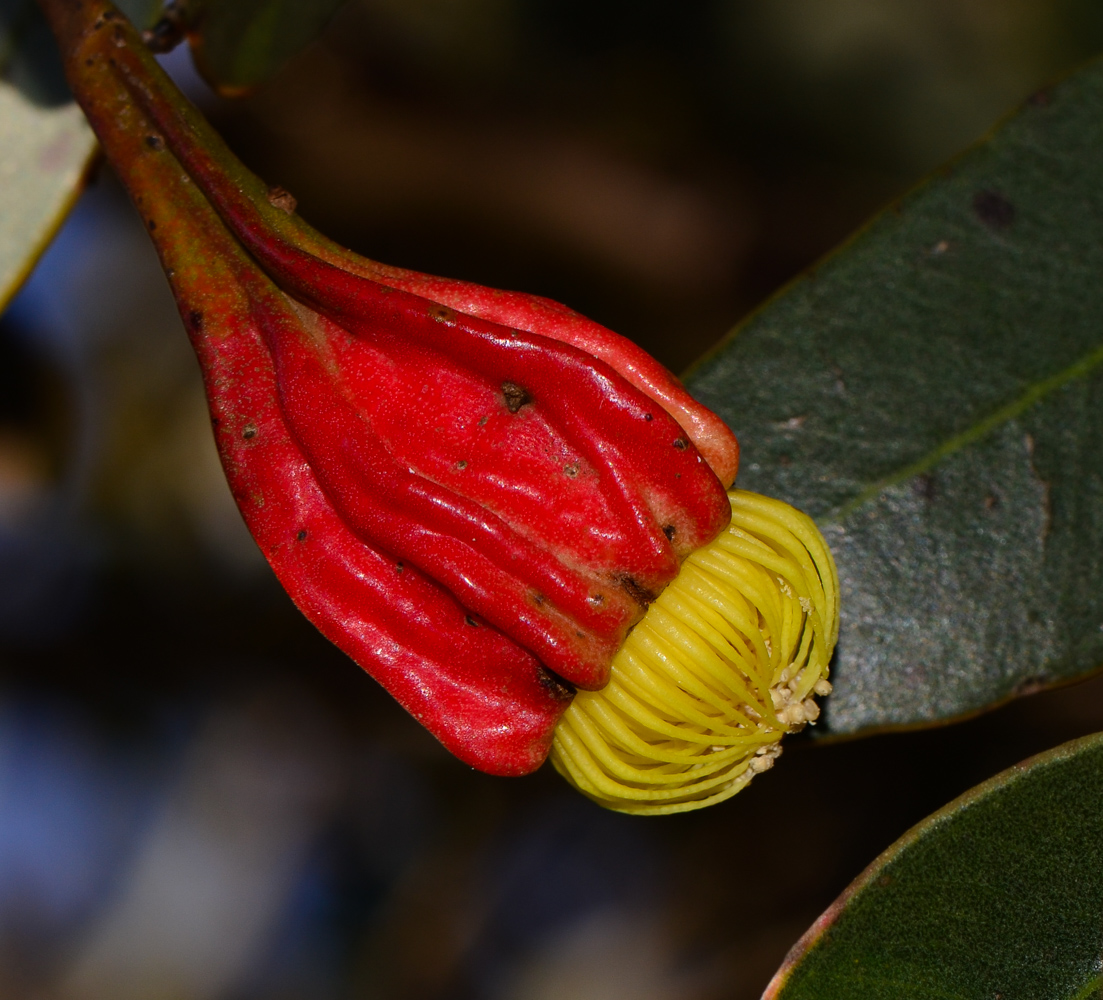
[38,0,740,775]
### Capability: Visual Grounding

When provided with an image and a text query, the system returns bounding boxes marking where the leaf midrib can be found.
[829,338,1103,521]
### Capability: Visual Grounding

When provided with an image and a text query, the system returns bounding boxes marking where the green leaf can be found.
[764,732,1103,999]
[686,58,1103,737]
[0,1,97,314]
[187,0,349,96]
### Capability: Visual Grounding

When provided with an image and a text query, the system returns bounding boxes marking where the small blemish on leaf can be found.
[564,464,579,478]
[242,423,258,440]
[673,438,688,450]
[456,460,468,470]
[1012,675,1047,697]
[973,190,1015,230]
[296,529,308,542]
[912,473,937,501]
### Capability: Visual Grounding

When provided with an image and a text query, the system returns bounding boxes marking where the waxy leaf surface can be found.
[764,732,1103,999]
[687,58,1103,736]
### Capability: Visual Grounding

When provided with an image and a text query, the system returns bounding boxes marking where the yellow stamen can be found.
[550,490,839,815]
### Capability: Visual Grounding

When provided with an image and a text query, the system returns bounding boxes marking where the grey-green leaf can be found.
[0,64,96,314]
[686,59,1103,737]
[765,732,1103,999]
[187,0,349,96]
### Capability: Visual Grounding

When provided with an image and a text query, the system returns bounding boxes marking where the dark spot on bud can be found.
[502,382,532,413]
[478,415,489,427]
[588,593,605,606]
[242,423,257,440]
[143,14,187,54]
[663,525,676,540]
[537,668,575,701]
[464,615,478,627]
[147,218,157,231]
[189,310,203,331]
[617,575,657,609]
[673,438,688,450]
[532,592,545,607]
[267,186,297,214]
[296,529,308,542]
[973,190,1015,230]
[564,464,579,478]
[431,305,455,322]
[456,460,468,470]
[145,135,164,151]
[644,413,653,421]
[396,562,404,574]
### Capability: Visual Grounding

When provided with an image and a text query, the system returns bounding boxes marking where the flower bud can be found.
[39,0,838,809]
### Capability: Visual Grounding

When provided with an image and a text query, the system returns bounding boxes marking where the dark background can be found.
[2,2,1103,997]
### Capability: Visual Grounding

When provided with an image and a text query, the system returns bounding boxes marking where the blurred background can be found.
[3,1,1103,997]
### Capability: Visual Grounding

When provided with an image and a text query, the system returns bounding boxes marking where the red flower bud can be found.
[39,0,742,775]
[39,1,838,811]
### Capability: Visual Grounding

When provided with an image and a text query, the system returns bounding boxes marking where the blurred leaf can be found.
[0,85,94,314]
[187,0,349,96]
[687,58,1103,737]
[764,732,1103,999]
[0,0,164,313]
[0,3,98,312]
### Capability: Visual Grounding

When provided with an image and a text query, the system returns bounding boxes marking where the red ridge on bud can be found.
[38,0,739,775]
